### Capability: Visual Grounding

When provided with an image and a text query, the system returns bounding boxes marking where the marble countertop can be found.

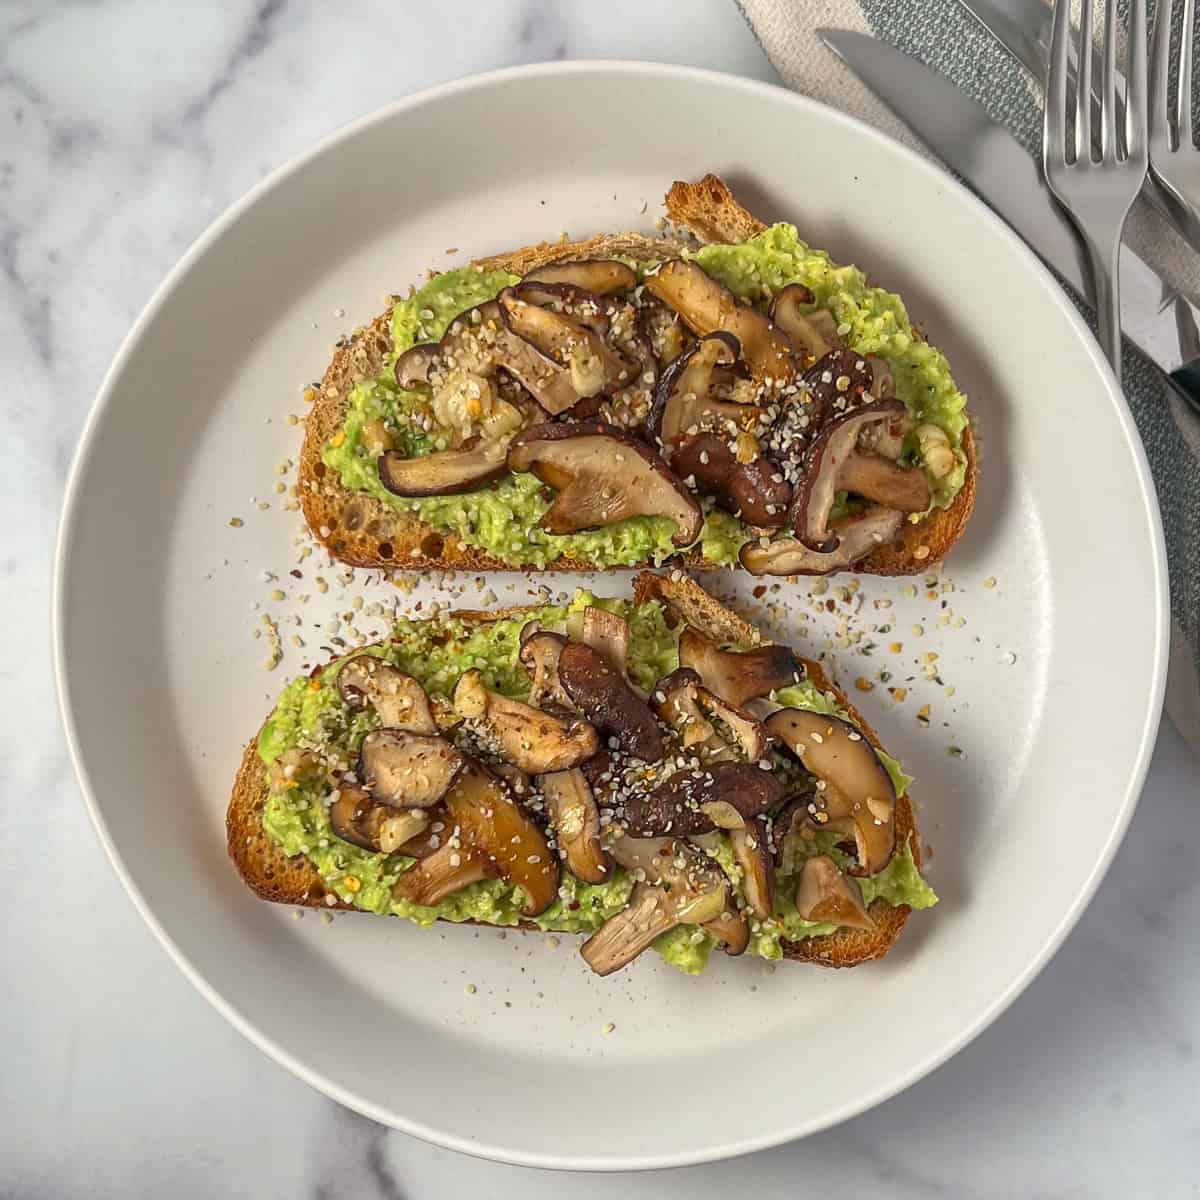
[7,1,1199,1194]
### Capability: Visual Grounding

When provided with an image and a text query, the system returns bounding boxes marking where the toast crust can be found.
[227,573,920,968]
[298,175,976,577]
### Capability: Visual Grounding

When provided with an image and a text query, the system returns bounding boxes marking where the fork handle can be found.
[1082,234,1124,385]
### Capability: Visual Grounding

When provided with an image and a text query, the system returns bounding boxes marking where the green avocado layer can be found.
[321,225,969,569]
[257,594,935,975]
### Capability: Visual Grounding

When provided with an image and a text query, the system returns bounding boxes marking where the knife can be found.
[819,28,1200,397]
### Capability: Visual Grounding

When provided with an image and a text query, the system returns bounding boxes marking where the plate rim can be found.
[52,58,1169,1170]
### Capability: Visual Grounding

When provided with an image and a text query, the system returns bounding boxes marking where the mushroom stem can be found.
[645,260,795,382]
[677,627,804,707]
[453,669,599,774]
[580,883,678,977]
[539,769,610,884]
[839,453,931,513]
[579,606,631,678]
[507,421,702,548]
[392,841,498,907]
[580,837,730,974]
[765,708,897,876]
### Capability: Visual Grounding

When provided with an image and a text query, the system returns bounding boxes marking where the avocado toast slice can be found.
[299,175,977,577]
[228,571,936,975]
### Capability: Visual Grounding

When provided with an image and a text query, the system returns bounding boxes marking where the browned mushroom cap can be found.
[507,422,703,547]
[337,658,438,734]
[358,730,465,808]
[452,668,599,774]
[794,854,876,930]
[522,284,659,420]
[703,908,751,956]
[581,837,728,975]
[645,331,747,451]
[677,627,804,707]
[499,284,639,399]
[731,817,775,920]
[394,300,582,416]
[763,349,876,475]
[644,260,795,382]
[770,795,811,866]
[790,399,925,550]
[538,768,610,884]
[393,342,441,389]
[765,708,896,876]
[392,840,500,907]
[393,302,513,387]
[329,784,436,855]
[625,761,782,837]
[518,625,573,710]
[558,641,664,762]
[328,784,381,852]
[769,285,844,362]
[670,435,792,528]
[644,329,792,525]
[377,438,509,498]
[446,759,560,916]
[392,304,498,389]
[649,667,711,749]
[651,668,772,762]
[739,507,905,576]
[523,259,638,294]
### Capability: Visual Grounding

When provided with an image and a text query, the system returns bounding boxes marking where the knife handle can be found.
[1166,362,1200,416]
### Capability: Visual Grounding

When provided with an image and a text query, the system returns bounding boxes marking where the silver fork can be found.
[1044,0,1149,384]
[1149,0,1200,242]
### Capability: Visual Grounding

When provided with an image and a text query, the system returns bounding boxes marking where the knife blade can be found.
[820,28,1200,380]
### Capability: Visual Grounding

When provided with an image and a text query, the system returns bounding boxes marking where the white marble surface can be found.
[7,0,1200,1194]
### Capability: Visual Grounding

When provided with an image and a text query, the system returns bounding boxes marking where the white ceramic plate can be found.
[54,63,1167,1170]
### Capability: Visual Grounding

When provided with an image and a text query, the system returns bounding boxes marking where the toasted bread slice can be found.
[227,572,921,968]
[298,175,976,577]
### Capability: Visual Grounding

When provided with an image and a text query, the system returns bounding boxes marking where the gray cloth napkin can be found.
[738,0,1200,758]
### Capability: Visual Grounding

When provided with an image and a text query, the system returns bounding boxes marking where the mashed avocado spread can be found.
[321,225,969,569]
[258,593,936,974]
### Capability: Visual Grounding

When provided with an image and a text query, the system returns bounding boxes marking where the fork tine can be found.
[1128,0,1150,156]
[1078,0,1096,159]
[1046,0,1071,165]
[1181,0,1195,145]
[1101,0,1119,156]
[1150,0,1172,148]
